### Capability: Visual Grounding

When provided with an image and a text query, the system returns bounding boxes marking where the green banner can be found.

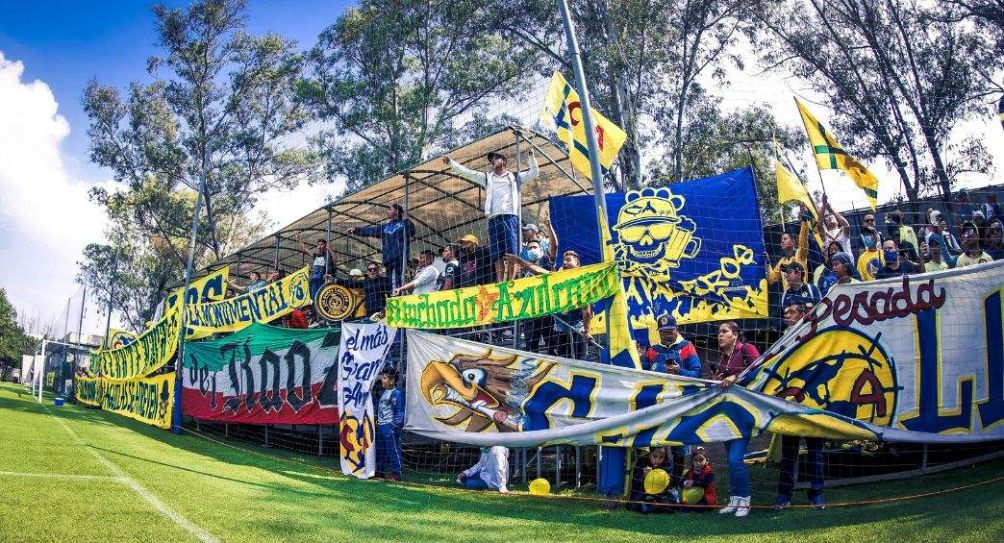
[385,262,620,329]
[74,375,102,407]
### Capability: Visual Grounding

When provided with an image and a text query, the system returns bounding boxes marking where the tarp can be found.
[406,262,1004,445]
[100,373,176,430]
[182,323,341,424]
[549,168,768,330]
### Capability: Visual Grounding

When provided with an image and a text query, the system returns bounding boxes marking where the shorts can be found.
[488,214,519,262]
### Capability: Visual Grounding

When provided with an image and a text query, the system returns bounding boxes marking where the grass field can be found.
[2,382,1004,543]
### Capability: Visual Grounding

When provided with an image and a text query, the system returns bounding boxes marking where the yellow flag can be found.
[794,98,879,210]
[774,138,814,212]
[540,71,627,180]
[597,207,641,370]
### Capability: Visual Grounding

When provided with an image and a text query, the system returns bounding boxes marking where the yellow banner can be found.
[164,266,230,312]
[96,307,182,380]
[540,71,627,180]
[186,266,312,337]
[100,372,175,430]
[385,262,621,329]
[74,375,102,407]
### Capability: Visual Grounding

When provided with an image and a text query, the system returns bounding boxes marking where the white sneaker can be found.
[734,496,751,517]
[719,496,739,514]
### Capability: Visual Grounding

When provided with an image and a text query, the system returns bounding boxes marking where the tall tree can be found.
[504,0,755,189]
[755,0,1003,204]
[300,0,544,191]
[81,0,318,323]
[0,289,37,364]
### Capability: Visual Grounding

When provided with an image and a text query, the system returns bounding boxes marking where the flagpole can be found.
[558,0,608,228]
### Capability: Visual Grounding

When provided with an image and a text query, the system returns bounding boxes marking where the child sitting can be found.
[680,447,717,512]
[626,447,678,513]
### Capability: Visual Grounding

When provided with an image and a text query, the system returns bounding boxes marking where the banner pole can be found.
[102,250,118,349]
[558,0,607,225]
[172,169,209,435]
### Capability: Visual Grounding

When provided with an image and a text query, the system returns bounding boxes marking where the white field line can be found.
[44,407,221,543]
[0,470,120,482]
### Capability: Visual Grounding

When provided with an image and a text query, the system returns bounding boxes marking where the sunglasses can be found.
[864,218,875,223]
[367,267,378,272]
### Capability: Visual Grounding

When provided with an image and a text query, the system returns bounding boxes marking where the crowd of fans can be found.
[206,150,1002,514]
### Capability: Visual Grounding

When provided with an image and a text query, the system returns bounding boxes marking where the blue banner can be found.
[549,168,768,330]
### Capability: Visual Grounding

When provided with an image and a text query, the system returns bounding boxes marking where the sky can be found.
[1,1,1002,338]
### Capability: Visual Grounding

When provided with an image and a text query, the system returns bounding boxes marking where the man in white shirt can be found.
[393,249,440,296]
[443,150,539,283]
[457,446,510,492]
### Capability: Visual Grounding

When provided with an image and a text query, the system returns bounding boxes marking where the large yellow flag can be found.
[540,71,627,180]
[795,98,879,210]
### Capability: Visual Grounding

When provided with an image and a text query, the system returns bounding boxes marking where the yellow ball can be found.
[681,486,705,504]
[643,468,670,495]
[528,478,551,496]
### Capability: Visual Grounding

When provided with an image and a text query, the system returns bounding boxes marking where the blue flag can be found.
[549,168,768,333]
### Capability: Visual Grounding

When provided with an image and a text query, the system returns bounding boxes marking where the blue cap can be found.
[657,313,677,331]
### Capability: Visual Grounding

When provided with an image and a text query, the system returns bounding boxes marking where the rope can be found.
[185,426,1004,511]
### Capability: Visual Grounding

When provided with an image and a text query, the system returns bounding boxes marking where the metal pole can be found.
[171,170,209,435]
[36,339,47,403]
[513,131,523,349]
[102,250,118,349]
[558,0,609,227]
[326,209,333,276]
[76,287,86,347]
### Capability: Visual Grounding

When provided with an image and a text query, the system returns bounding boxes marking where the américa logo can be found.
[754,327,899,426]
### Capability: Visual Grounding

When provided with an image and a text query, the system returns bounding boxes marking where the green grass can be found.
[1,381,1003,543]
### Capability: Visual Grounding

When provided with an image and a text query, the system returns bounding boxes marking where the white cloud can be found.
[0,51,113,337]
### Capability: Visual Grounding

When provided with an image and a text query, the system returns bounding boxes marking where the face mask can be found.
[884,250,899,262]
[521,248,542,262]
[862,235,875,249]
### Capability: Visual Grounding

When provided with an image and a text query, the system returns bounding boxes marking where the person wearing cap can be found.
[778,262,820,323]
[522,217,557,263]
[455,234,493,288]
[347,203,416,291]
[645,312,701,489]
[345,261,392,317]
[956,221,993,267]
[442,149,539,283]
[295,234,337,300]
[645,313,702,378]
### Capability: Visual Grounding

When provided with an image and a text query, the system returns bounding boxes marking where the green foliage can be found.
[299,0,544,192]
[755,0,1003,203]
[0,289,36,364]
[81,0,319,325]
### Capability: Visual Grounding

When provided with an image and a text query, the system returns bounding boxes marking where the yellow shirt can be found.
[857,249,884,281]
[767,221,810,290]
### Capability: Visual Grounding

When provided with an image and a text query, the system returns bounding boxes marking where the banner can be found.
[743,261,1004,442]
[182,323,341,424]
[100,372,175,430]
[74,374,102,407]
[405,330,873,446]
[549,168,768,329]
[337,322,398,478]
[107,328,137,349]
[385,262,621,329]
[186,267,311,337]
[96,307,182,380]
[407,262,1004,446]
[164,266,230,312]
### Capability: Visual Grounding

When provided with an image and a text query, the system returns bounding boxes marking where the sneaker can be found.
[772,496,791,510]
[734,497,751,518]
[810,495,825,510]
[719,496,739,514]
